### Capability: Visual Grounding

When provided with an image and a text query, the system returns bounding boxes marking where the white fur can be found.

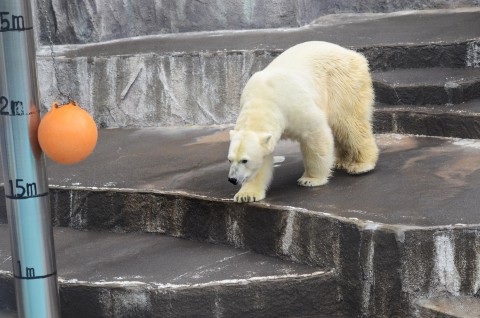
[228,41,379,202]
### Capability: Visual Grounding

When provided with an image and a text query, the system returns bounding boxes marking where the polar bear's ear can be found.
[261,133,275,153]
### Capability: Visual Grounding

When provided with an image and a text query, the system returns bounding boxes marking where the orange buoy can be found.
[38,101,98,164]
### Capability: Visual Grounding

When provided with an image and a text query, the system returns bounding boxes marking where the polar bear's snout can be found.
[228,133,267,188]
[228,163,250,185]
[228,165,242,185]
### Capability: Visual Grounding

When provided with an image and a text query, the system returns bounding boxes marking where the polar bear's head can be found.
[227,130,274,185]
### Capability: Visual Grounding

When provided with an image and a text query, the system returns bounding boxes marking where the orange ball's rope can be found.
[40,0,75,106]
[52,101,78,109]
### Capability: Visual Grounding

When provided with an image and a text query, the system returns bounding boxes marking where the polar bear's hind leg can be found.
[334,106,379,175]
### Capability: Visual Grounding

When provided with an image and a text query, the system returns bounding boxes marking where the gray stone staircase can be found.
[0,225,340,317]
[35,8,480,128]
[1,3,480,318]
[373,68,480,105]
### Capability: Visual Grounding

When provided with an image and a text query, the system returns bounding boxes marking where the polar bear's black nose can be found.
[228,177,238,185]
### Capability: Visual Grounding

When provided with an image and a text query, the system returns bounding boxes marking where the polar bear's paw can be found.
[234,190,265,203]
[343,162,376,175]
[335,161,346,170]
[297,176,329,187]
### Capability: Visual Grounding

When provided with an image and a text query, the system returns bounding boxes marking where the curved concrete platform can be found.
[1,130,480,317]
[375,99,480,139]
[417,296,480,318]
[373,67,480,105]
[34,1,480,45]
[0,225,338,317]
[39,8,480,57]
[0,311,15,318]
[1,127,476,227]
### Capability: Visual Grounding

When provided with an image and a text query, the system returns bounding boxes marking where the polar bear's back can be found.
[238,41,374,138]
[265,41,373,108]
[267,41,368,74]
[259,41,374,134]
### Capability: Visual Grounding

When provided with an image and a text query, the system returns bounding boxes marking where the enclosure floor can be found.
[0,224,325,285]
[2,127,477,227]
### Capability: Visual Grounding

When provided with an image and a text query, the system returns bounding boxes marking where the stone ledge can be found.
[2,128,480,227]
[0,225,339,317]
[416,296,480,318]
[0,311,15,318]
[35,4,480,45]
[373,68,480,105]
[3,186,480,317]
[374,100,480,138]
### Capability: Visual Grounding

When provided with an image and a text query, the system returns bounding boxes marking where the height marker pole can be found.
[0,0,61,317]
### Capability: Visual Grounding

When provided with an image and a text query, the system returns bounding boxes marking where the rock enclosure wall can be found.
[34,0,480,45]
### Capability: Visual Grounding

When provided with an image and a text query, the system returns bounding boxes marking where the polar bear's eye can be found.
[241,159,248,164]
[228,159,232,163]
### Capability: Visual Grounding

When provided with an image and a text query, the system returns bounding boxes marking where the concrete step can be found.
[35,1,480,45]
[1,127,480,316]
[373,68,480,105]
[35,8,480,128]
[0,311,15,318]
[416,297,480,318]
[374,98,480,138]
[0,225,339,317]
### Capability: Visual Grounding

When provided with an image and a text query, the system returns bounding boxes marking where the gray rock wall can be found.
[35,0,312,45]
[37,51,273,127]
[36,39,479,128]
[34,0,480,45]
[33,4,480,128]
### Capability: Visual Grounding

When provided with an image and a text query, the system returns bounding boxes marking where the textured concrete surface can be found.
[0,3,477,317]
[35,8,480,127]
[1,127,479,227]
[38,8,480,57]
[3,128,480,227]
[375,99,480,138]
[1,128,480,317]
[33,1,480,45]
[416,297,480,317]
[0,225,323,285]
[373,68,480,105]
[34,0,320,45]
[0,225,340,317]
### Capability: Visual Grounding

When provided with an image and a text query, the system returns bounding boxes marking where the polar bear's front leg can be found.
[234,154,274,202]
[297,125,335,187]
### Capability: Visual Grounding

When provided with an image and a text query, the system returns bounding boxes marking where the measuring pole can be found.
[0,0,61,317]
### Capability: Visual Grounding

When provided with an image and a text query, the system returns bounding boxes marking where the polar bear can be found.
[228,41,379,203]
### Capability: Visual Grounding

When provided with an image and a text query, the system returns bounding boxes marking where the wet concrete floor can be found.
[0,224,324,285]
[5,127,479,227]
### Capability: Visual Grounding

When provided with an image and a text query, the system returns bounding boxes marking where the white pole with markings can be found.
[0,0,61,317]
